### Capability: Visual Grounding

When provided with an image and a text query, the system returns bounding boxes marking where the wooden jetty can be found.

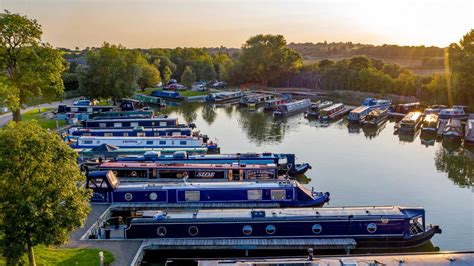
[194,251,474,266]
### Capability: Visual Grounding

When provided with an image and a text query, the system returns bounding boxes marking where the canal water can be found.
[160,102,473,252]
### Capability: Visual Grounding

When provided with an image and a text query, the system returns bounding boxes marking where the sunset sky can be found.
[3,0,473,49]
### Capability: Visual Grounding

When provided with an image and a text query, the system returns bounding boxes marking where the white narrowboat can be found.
[273,99,311,116]
[347,106,371,123]
[320,103,350,120]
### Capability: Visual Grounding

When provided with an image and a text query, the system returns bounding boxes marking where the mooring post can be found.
[99,251,104,266]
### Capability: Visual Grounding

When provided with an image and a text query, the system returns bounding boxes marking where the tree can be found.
[162,65,173,85]
[240,34,302,86]
[181,66,196,88]
[137,56,161,91]
[78,43,141,102]
[0,121,91,265]
[0,11,66,121]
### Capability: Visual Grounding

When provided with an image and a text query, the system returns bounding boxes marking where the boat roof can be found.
[136,206,422,221]
[84,117,177,122]
[117,180,295,190]
[402,112,422,121]
[322,103,344,111]
[78,136,200,140]
[351,106,370,113]
[99,162,277,169]
[74,127,191,133]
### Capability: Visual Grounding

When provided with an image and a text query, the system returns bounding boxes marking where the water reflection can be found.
[362,122,387,139]
[434,144,474,188]
[420,132,437,147]
[398,131,421,143]
[201,105,217,125]
[237,107,289,145]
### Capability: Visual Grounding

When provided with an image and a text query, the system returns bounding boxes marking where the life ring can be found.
[131,171,137,177]
[182,171,189,178]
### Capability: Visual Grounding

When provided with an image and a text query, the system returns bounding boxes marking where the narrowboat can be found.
[86,171,330,207]
[390,102,420,114]
[438,106,469,120]
[442,119,463,142]
[319,103,350,120]
[240,94,274,107]
[81,117,186,129]
[70,136,219,153]
[304,101,333,117]
[57,104,117,114]
[115,151,311,177]
[362,98,392,111]
[264,98,290,110]
[361,109,388,127]
[96,162,279,181]
[78,146,208,161]
[273,99,311,117]
[151,90,184,101]
[99,206,441,250]
[423,105,447,115]
[465,115,474,145]
[420,113,439,134]
[207,91,244,103]
[69,127,193,137]
[347,106,371,123]
[134,94,166,107]
[395,112,422,133]
[88,110,154,120]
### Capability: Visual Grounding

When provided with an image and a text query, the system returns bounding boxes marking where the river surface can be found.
[160,102,473,252]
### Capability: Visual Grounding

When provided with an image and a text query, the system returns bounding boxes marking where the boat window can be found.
[266,225,276,235]
[146,141,153,145]
[188,226,198,236]
[99,123,106,128]
[154,132,161,136]
[157,226,167,236]
[124,193,133,201]
[247,190,262,200]
[312,224,322,234]
[123,133,129,137]
[138,133,146,137]
[409,217,424,235]
[149,192,158,201]
[83,140,93,145]
[159,141,166,145]
[271,190,286,200]
[185,191,200,201]
[104,133,113,137]
[114,123,122,128]
[242,225,252,235]
[131,122,139,127]
[367,223,377,233]
[87,108,93,112]
[160,122,167,127]
[71,107,79,112]
[83,133,91,137]
[180,141,187,145]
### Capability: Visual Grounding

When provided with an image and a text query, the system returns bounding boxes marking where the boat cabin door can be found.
[228,170,243,181]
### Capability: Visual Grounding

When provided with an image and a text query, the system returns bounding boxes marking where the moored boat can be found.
[273,99,311,116]
[86,170,330,207]
[361,109,388,127]
[305,101,333,117]
[81,117,188,129]
[439,106,469,120]
[207,91,244,103]
[264,98,290,110]
[395,112,422,133]
[240,94,274,107]
[465,115,474,145]
[69,127,193,137]
[362,97,392,111]
[57,104,117,114]
[96,162,279,181]
[423,105,447,116]
[98,206,441,250]
[390,102,421,115]
[442,119,463,142]
[151,90,184,101]
[88,110,154,120]
[420,113,439,134]
[115,151,311,177]
[319,103,350,120]
[70,136,219,153]
[347,106,371,123]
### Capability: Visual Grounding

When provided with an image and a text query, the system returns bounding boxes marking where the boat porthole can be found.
[188,226,199,236]
[367,223,377,233]
[312,224,322,234]
[266,225,276,235]
[157,226,167,236]
[124,193,133,201]
[381,217,389,224]
[242,225,253,235]
[149,192,158,201]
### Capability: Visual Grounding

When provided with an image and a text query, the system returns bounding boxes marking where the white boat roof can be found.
[139,206,416,220]
[75,127,191,132]
[117,181,295,190]
[79,136,200,140]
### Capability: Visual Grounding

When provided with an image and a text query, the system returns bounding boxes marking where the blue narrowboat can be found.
[362,98,392,111]
[347,106,371,123]
[57,104,117,114]
[81,117,186,129]
[151,90,183,100]
[70,136,218,153]
[101,206,441,250]
[207,91,244,103]
[86,171,329,207]
[115,152,311,177]
[273,99,311,116]
[88,110,154,120]
[95,162,278,181]
[69,127,192,137]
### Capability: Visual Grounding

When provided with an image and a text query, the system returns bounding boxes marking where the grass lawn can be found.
[21,108,67,129]
[0,245,114,266]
